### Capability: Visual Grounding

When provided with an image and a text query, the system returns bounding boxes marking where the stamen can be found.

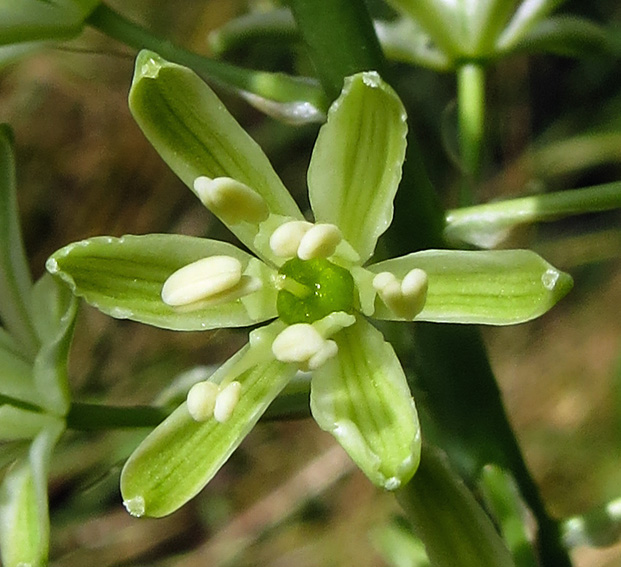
[162,255,243,307]
[272,323,338,369]
[214,381,242,423]
[373,268,428,319]
[194,176,269,225]
[269,220,313,257]
[298,223,342,260]
[187,381,220,421]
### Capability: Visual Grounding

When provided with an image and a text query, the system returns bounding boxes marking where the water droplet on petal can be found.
[123,495,145,517]
[541,269,560,290]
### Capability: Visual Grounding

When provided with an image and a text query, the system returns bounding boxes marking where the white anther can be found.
[272,323,337,369]
[373,269,428,319]
[269,220,313,257]
[162,256,243,307]
[373,272,401,299]
[194,176,269,225]
[214,381,242,423]
[297,223,343,260]
[307,339,338,370]
[401,269,428,299]
[187,381,220,421]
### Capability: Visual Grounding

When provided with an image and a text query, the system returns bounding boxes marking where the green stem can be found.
[287,0,386,100]
[66,383,312,430]
[446,181,621,245]
[85,3,328,112]
[457,62,485,205]
[66,403,168,430]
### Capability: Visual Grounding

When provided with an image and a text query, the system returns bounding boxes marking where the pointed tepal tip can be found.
[134,50,164,81]
[543,268,573,302]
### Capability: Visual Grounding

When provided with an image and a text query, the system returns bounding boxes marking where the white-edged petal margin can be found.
[307,72,408,263]
[310,317,420,490]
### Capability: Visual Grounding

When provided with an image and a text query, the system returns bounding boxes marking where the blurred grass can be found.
[0,1,619,566]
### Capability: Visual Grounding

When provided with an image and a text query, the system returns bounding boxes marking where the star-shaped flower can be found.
[47,51,572,517]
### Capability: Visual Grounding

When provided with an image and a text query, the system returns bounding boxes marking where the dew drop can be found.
[46,257,59,274]
[541,269,560,290]
[383,477,401,491]
[123,495,145,517]
[361,71,381,88]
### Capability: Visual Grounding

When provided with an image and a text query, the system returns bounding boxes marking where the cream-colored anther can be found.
[373,268,428,319]
[271,323,337,369]
[194,176,269,225]
[297,223,342,260]
[162,256,243,307]
[307,339,338,370]
[269,220,313,257]
[214,381,242,423]
[372,272,401,300]
[187,381,220,421]
[401,268,428,299]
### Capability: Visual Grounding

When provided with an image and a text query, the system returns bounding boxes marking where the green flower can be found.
[47,51,572,517]
[379,0,613,71]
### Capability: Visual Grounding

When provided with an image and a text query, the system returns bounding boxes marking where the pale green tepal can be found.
[47,51,572,518]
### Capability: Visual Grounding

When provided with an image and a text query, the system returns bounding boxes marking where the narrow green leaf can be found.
[31,275,78,416]
[0,125,38,358]
[308,72,408,263]
[121,321,295,517]
[445,182,621,248]
[397,444,515,567]
[128,50,304,260]
[310,317,420,490]
[47,234,278,331]
[369,249,573,324]
[0,422,63,567]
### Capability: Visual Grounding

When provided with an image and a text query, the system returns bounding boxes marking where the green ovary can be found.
[277,258,355,324]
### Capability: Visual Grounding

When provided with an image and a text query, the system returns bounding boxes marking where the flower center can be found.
[276,257,355,324]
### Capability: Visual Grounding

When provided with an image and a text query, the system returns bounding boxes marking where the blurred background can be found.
[0,0,619,565]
